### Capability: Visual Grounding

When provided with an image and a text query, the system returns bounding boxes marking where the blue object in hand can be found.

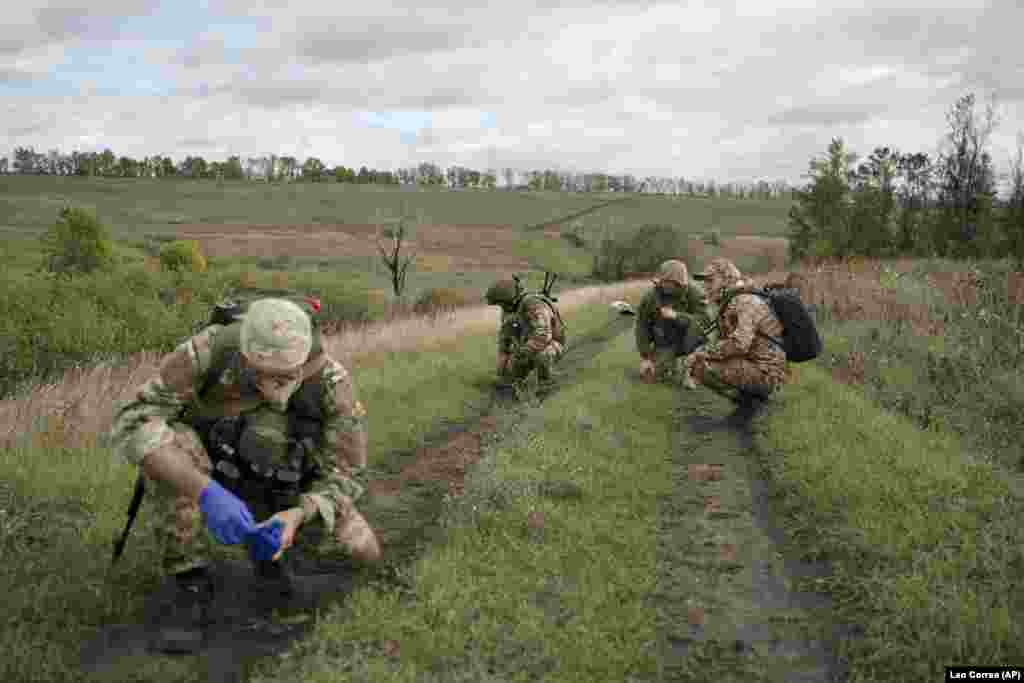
[246,520,284,562]
[198,479,256,544]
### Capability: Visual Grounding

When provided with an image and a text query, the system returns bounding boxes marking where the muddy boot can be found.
[336,495,382,564]
[252,558,295,598]
[153,567,214,654]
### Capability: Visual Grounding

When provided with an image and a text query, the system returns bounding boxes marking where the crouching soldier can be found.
[109,297,381,653]
[635,259,711,384]
[684,258,788,414]
[485,277,566,386]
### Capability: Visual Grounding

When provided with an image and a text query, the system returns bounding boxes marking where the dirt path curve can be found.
[654,389,851,681]
[78,313,638,683]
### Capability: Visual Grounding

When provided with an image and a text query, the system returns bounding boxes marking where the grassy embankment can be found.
[755,258,1024,680]
[0,281,646,683]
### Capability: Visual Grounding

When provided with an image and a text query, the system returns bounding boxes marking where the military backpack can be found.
[717,286,822,363]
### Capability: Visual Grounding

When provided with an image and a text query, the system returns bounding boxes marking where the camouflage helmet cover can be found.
[693,258,744,304]
[655,259,690,287]
[693,258,742,285]
[239,298,313,373]
[485,279,520,306]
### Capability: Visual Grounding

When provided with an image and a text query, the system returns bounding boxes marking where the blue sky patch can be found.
[359,111,434,133]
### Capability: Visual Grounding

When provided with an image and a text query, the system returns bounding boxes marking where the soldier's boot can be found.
[154,567,214,654]
[252,557,295,598]
[731,384,774,422]
[336,495,382,564]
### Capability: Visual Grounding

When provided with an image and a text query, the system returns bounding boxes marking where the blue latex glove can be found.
[198,480,257,544]
[247,520,285,562]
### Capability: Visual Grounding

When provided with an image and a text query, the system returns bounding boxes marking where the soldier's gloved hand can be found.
[497,352,511,374]
[639,358,655,383]
[246,519,285,562]
[198,479,257,545]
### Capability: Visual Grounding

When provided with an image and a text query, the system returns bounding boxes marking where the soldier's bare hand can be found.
[658,305,679,320]
[639,359,655,383]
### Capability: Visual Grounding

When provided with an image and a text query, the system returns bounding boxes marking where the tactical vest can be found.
[184,320,327,495]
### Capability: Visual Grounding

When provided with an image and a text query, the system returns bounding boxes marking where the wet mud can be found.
[78,313,634,682]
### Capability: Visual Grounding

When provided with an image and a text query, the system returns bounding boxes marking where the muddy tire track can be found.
[655,392,852,682]
[79,312,637,683]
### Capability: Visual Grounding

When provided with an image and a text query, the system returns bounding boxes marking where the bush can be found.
[159,239,208,274]
[413,287,475,316]
[38,207,115,277]
[591,224,686,281]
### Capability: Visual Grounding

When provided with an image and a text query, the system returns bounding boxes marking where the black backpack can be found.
[718,286,822,363]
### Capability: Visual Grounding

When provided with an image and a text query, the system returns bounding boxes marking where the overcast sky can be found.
[2,0,1022,187]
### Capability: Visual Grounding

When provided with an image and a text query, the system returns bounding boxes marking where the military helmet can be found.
[485,279,520,306]
[656,259,690,288]
[239,298,313,373]
[693,258,742,285]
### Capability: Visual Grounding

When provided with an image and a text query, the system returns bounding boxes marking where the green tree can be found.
[787,137,857,262]
[895,152,935,254]
[224,155,245,180]
[848,147,899,257]
[934,93,1000,257]
[302,157,325,182]
[1004,132,1024,267]
[39,207,115,277]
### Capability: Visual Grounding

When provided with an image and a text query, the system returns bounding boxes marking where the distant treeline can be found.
[0,148,794,199]
[789,94,1024,264]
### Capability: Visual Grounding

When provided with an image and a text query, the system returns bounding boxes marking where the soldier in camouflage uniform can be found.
[109,298,380,651]
[485,279,566,384]
[635,259,711,384]
[684,258,787,410]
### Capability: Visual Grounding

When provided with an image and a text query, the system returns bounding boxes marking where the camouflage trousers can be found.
[651,346,686,383]
[686,352,786,402]
[146,411,368,577]
[503,341,565,383]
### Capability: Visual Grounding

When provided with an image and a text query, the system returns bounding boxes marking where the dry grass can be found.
[751,261,945,338]
[0,280,649,452]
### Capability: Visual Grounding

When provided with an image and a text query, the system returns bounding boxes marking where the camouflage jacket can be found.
[498,293,565,358]
[702,291,785,364]
[109,322,368,527]
[635,283,710,359]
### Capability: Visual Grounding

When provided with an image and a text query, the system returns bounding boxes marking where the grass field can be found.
[4,177,1020,680]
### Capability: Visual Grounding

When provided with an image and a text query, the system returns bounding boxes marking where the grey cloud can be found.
[767,103,880,128]
[297,26,468,65]
[178,137,215,149]
[33,2,160,42]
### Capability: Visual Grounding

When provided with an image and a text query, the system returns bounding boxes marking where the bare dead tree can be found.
[375,206,419,298]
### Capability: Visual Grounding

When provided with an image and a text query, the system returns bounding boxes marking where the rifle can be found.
[111,471,146,565]
[541,271,559,301]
